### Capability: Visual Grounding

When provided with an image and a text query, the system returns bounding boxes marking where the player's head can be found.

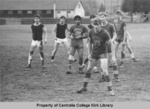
[99,12,107,22]
[115,10,123,20]
[90,15,96,23]
[93,17,101,33]
[59,16,66,24]
[34,14,41,23]
[74,15,82,25]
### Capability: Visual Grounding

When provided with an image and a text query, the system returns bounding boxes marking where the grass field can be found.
[0,24,150,102]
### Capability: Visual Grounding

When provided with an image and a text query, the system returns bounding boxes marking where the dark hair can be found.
[99,12,107,16]
[60,16,66,19]
[74,15,82,20]
[116,10,122,16]
[90,15,96,19]
[34,14,41,19]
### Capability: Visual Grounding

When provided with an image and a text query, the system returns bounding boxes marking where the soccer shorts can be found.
[55,38,69,47]
[91,53,108,60]
[31,40,43,47]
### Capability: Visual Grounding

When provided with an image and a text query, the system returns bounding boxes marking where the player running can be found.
[26,14,47,68]
[51,16,71,62]
[114,10,136,67]
[66,15,88,74]
[98,12,119,82]
[76,17,115,96]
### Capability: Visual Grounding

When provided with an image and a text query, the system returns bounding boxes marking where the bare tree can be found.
[83,0,99,15]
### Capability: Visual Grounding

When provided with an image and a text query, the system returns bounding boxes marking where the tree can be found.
[83,0,99,15]
[99,3,106,12]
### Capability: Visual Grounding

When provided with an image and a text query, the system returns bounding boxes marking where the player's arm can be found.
[111,25,117,43]
[53,24,57,37]
[68,26,74,39]
[88,32,93,59]
[106,32,116,61]
[43,26,47,44]
[123,22,127,44]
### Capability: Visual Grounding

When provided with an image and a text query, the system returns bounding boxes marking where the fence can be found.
[0,19,6,25]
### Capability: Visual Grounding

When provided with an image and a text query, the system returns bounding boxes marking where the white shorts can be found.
[55,38,69,47]
[31,40,43,47]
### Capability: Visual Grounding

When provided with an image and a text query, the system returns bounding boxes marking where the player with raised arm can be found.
[76,17,115,96]
[66,15,88,74]
[51,16,71,62]
[26,14,47,68]
[99,12,119,82]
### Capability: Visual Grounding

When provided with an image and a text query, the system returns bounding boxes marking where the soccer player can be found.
[51,16,70,62]
[120,31,137,63]
[26,14,47,68]
[99,12,119,82]
[82,15,99,73]
[114,10,136,67]
[76,17,115,96]
[66,15,88,74]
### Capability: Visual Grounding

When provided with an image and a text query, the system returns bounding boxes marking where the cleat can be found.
[26,64,31,68]
[66,71,72,74]
[132,58,137,62]
[42,66,46,69]
[51,56,54,62]
[99,76,105,82]
[79,71,84,74]
[119,61,124,67]
[76,87,87,93]
[115,78,120,82]
[72,59,77,62]
[109,90,115,96]
[51,59,54,62]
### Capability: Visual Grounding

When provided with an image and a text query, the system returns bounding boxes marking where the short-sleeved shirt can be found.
[56,23,67,39]
[89,28,110,56]
[70,24,88,47]
[31,24,44,41]
[114,20,126,40]
[102,22,115,39]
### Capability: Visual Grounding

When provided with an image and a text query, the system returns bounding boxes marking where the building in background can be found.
[0,0,86,18]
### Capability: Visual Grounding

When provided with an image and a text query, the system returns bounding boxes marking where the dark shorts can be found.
[115,38,123,43]
[91,53,108,60]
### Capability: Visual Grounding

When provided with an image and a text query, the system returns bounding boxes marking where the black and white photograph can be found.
[0,0,150,108]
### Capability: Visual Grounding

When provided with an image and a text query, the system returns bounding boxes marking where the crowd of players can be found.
[26,10,137,96]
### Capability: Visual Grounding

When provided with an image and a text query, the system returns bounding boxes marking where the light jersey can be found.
[101,22,115,39]
[114,20,126,40]
[56,23,67,39]
[89,28,110,55]
[70,24,88,47]
[31,23,44,41]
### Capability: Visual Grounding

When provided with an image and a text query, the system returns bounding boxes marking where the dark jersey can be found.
[70,24,88,47]
[89,29,110,55]
[102,22,115,39]
[31,24,44,41]
[56,23,67,39]
[114,20,126,40]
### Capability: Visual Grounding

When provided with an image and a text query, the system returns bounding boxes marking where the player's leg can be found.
[77,58,97,93]
[38,41,45,68]
[114,40,120,59]
[120,42,126,67]
[26,40,36,68]
[77,47,84,74]
[62,38,70,55]
[100,56,115,96]
[66,47,76,74]
[51,39,60,62]
[126,39,137,62]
